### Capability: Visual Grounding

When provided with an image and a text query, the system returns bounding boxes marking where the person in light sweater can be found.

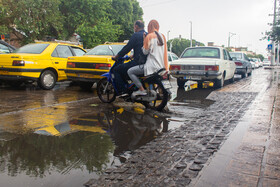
[127,19,169,96]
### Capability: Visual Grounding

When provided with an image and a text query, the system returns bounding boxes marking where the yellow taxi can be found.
[0,41,86,89]
[65,42,130,90]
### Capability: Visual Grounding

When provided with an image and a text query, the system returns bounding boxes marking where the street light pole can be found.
[167,30,170,41]
[190,21,192,47]
[228,32,236,48]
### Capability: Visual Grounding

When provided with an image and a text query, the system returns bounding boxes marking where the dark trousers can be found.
[113,60,137,93]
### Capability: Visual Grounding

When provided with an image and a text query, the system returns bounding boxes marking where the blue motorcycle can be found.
[96,55,171,111]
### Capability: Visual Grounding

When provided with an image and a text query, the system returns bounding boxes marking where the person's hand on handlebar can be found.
[112,55,119,61]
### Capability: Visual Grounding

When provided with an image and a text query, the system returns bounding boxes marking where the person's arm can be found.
[117,34,136,58]
[162,34,169,71]
[142,33,152,55]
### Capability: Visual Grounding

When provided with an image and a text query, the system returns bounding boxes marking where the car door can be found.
[223,49,234,80]
[226,50,236,78]
[51,45,74,80]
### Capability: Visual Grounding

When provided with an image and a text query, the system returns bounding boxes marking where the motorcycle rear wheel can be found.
[97,78,116,103]
[142,81,168,111]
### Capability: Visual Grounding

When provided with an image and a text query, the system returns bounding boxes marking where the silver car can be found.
[230,52,253,78]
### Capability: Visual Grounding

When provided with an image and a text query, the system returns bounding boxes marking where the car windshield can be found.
[230,53,242,60]
[181,48,220,58]
[14,43,49,54]
[85,45,124,56]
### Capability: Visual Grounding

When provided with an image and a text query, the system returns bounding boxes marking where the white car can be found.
[169,46,236,88]
[168,51,179,62]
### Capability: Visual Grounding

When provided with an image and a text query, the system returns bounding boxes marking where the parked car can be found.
[0,40,16,54]
[66,42,130,90]
[169,46,236,89]
[263,58,270,66]
[229,52,252,78]
[251,58,260,68]
[168,51,179,63]
[0,41,86,89]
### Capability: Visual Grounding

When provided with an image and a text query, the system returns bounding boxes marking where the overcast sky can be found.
[137,0,274,57]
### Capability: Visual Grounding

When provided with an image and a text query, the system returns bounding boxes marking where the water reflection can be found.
[0,106,168,187]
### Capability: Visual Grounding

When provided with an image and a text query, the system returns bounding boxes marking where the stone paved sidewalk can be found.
[194,68,280,187]
[85,68,280,187]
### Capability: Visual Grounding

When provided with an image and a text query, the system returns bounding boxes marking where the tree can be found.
[1,0,64,44]
[167,38,204,56]
[0,0,144,47]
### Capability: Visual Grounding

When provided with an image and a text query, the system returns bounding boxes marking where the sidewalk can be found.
[193,68,280,186]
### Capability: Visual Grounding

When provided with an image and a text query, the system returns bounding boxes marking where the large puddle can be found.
[0,81,216,187]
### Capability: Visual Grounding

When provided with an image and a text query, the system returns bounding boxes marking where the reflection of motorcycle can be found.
[97,55,172,111]
[98,107,169,157]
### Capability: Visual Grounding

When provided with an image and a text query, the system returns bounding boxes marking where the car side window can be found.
[244,54,249,61]
[0,43,10,53]
[71,47,86,56]
[223,50,228,60]
[53,45,73,58]
[168,55,172,62]
[172,54,179,60]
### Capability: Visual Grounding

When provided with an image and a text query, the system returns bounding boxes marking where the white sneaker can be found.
[133,90,147,96]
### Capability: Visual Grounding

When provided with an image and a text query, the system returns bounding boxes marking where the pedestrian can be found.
[127,19,169,96]
[112,20,147,94]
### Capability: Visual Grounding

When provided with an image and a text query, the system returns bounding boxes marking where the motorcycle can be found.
[96,55,172,111]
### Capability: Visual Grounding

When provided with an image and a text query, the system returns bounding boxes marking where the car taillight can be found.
[235,61,242,66]
[12,60,25,66]
[170,65,181,71]
[95,63,111,70]
[67,62,75,68]
[205,65,219,71]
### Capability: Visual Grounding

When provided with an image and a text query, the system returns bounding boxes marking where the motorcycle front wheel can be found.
[142,81,168,111]
[97,78,116,103]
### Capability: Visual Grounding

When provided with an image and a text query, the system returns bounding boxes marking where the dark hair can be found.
[155,31,164,46]
[135,20,144,29]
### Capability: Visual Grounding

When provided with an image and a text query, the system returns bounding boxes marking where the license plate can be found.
[0,70,9,75]
[162,80,172,89]
[184,76,201,80]
[78,73,95,78]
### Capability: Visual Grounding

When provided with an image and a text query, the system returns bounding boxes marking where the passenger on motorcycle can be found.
[127,20,169,96]
[112,20,147,94]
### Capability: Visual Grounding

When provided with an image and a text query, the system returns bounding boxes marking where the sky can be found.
[137,0,274,57]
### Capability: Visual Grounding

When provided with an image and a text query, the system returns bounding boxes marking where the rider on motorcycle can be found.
[112,20,147,95]
[127,20,169,96]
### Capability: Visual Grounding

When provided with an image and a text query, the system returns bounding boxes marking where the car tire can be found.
[241,72,246,78]
[248,71,252,76]
[79,82,94,90]
[214,76,224,88]
[177,78,186,89]
[39,70,57,90]
[229,75,234,83]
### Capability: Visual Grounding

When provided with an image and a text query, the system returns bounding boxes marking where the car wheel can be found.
[241,72,246,78]
[229,75,234,83]
[79,82,94,90]
[248,71,252,76]
[39,70,57,90]
[177,78,187,89]
[214,76,224,88]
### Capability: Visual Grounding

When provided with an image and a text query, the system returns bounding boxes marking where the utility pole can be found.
[228,32,236,48]
[271,0,277,66]
[190,21,192,47]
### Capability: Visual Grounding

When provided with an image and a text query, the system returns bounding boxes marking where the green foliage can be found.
[247,53,264,61]
[1,0,64,44]
[167,38,205,56]
[0,0,143,46]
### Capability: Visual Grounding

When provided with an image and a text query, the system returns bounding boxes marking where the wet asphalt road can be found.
[0,67,273,187]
